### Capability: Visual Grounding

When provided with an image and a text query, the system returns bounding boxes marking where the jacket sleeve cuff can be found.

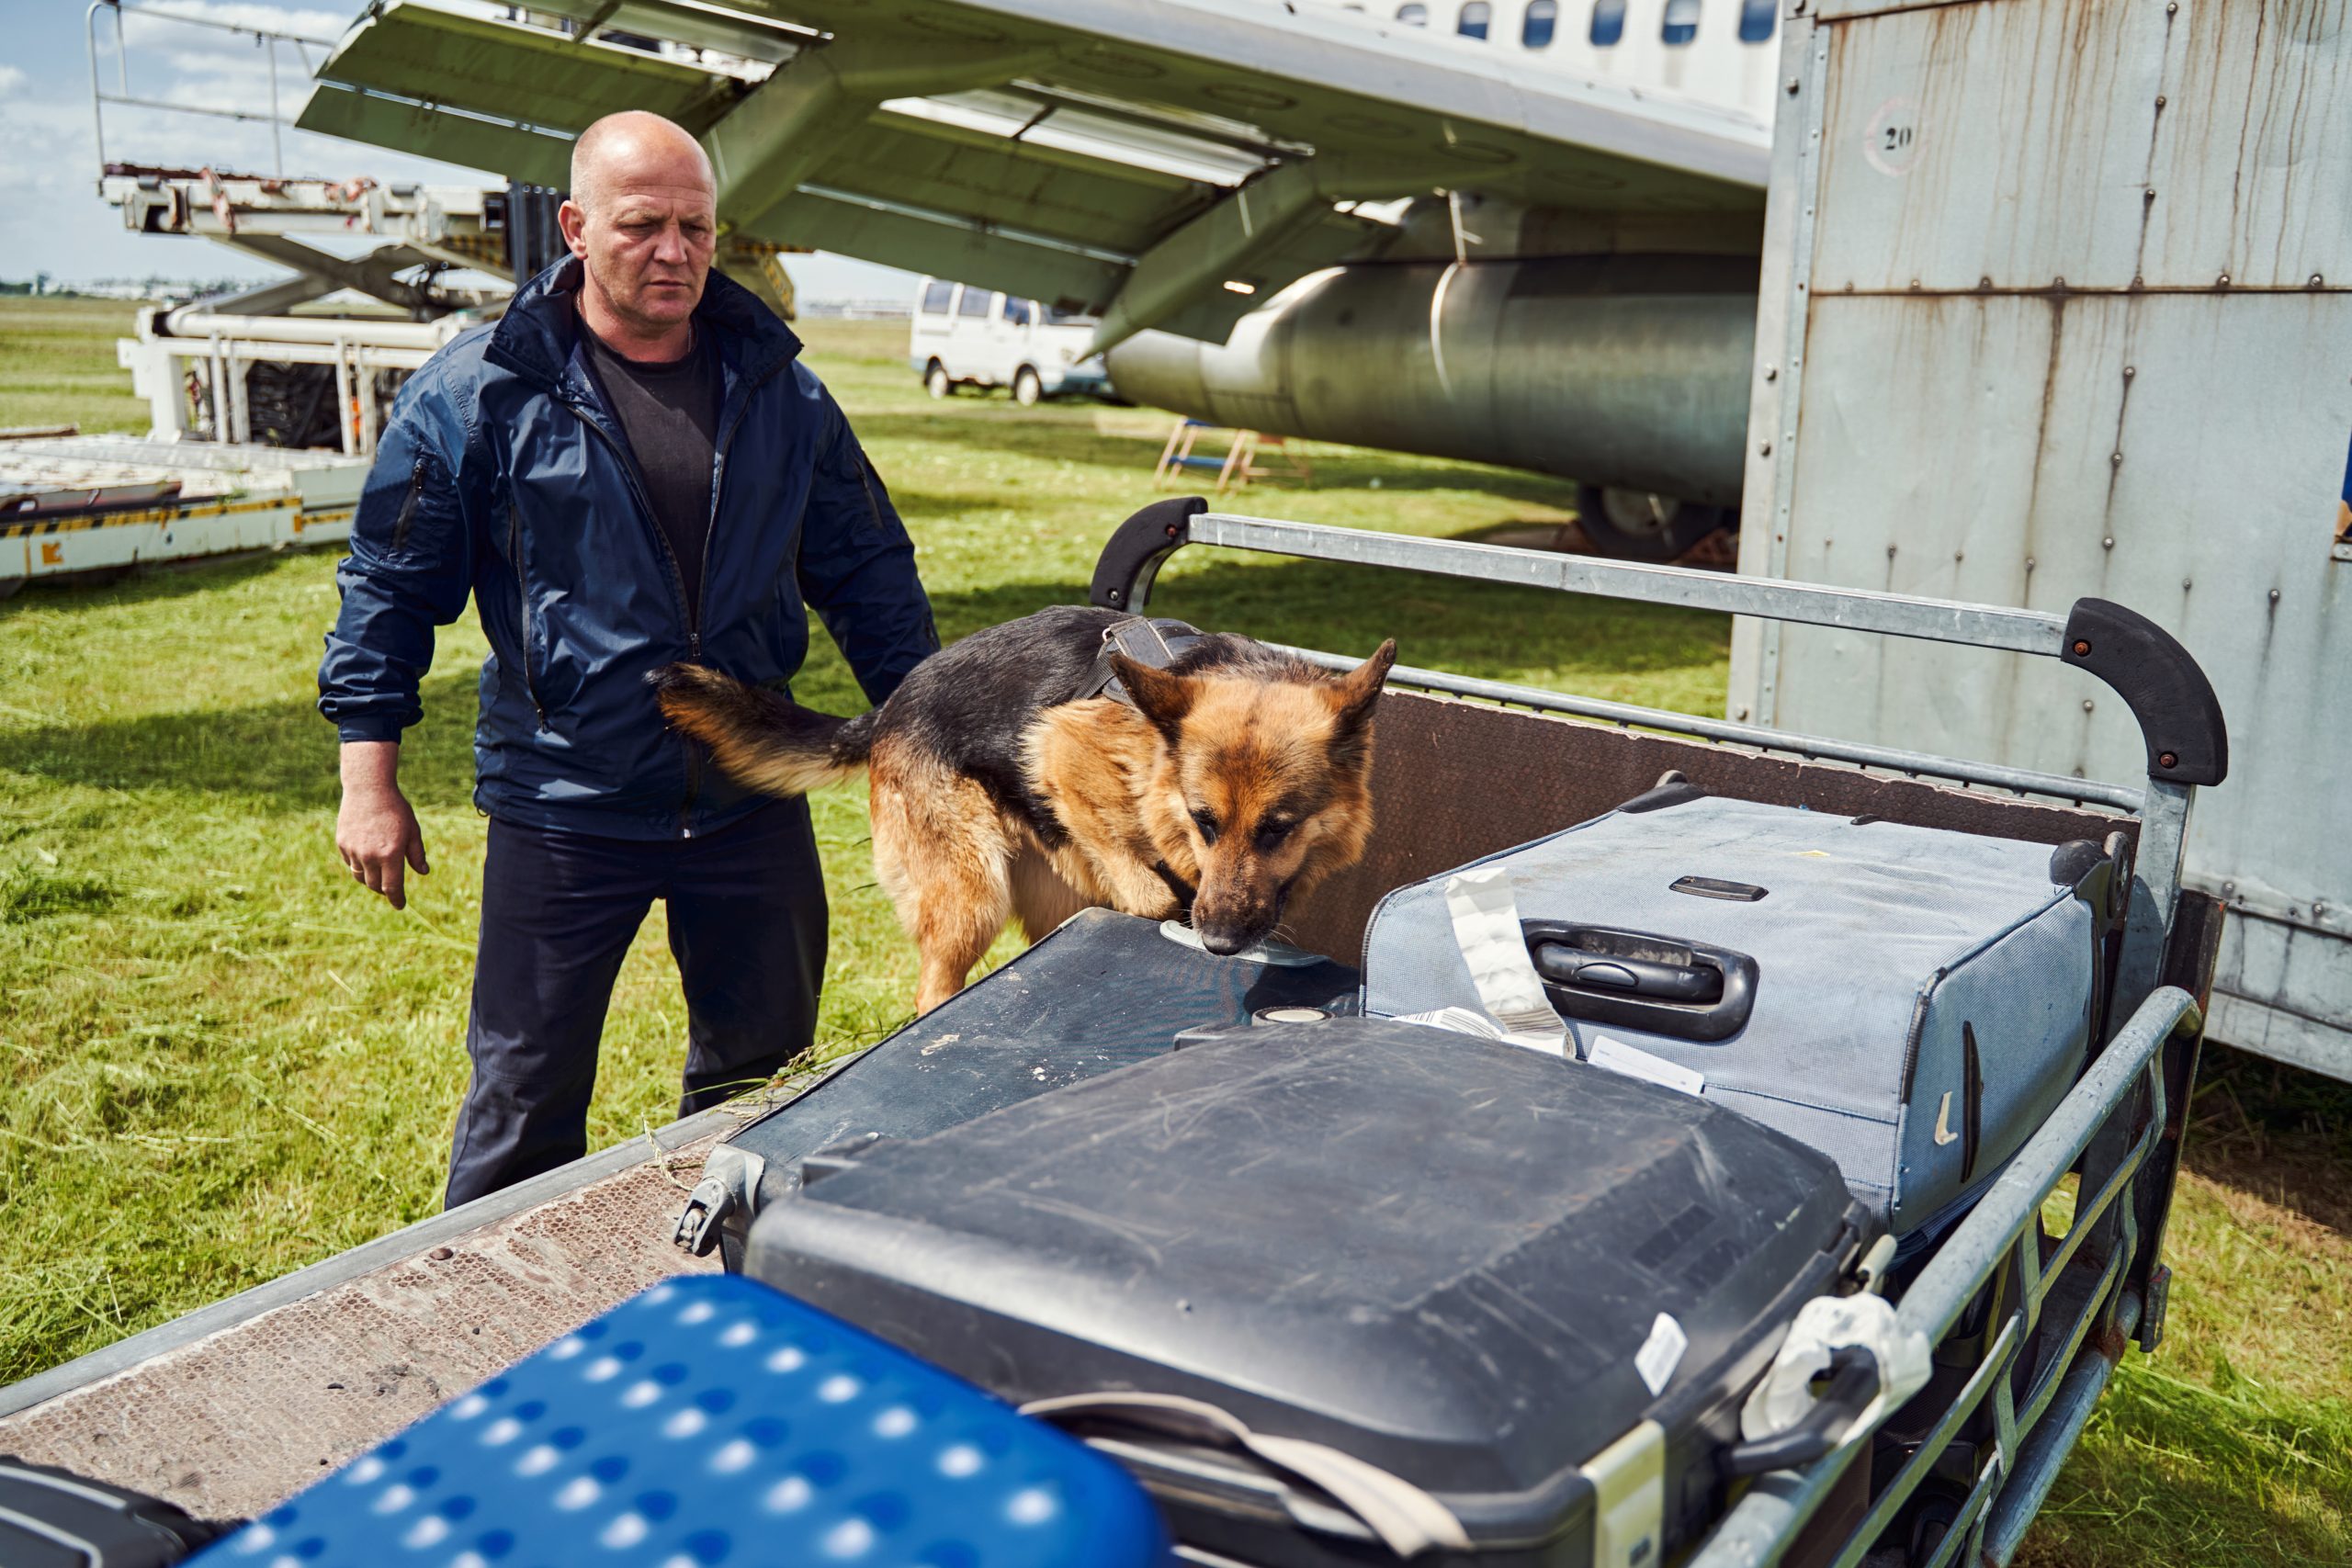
[334,717,409,744]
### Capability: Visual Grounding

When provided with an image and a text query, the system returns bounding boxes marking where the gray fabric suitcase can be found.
[1360,789,2118,1233]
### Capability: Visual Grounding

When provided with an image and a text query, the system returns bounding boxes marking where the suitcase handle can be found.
[1718,1345,1882,1478]
[1523,922,1758,1043]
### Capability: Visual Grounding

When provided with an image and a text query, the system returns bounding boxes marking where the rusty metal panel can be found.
[2210,908,2352,1077]
[2143,0,2352,289]
[1809,0,2170,291]
[1806,0,2352,293]
[1738,0,2352,1074]
[1770,290,2352,863]
[1756,286,2352,1071]
[1810,0,1978,20]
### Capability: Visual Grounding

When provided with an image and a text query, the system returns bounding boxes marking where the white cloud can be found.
[0,0,918,300]
[0,98,85,200]
[118,4,348,47]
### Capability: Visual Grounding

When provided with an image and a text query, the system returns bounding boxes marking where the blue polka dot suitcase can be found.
[189,1273,1173,1568]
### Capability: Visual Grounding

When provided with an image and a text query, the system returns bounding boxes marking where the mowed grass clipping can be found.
[2,304,2346,1564]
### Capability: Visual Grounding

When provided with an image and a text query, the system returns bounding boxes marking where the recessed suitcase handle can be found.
[1522,922,1758,1043]
[1718,1345,1882,1478]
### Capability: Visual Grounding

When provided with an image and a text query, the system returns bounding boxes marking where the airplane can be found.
[294,0,1783,558]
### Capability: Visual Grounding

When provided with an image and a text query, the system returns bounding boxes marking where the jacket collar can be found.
[484,254,803,392]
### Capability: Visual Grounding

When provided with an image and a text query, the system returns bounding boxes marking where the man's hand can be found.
[337,740,429,909]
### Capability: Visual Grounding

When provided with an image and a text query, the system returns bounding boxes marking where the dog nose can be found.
[1198,928,1250,957]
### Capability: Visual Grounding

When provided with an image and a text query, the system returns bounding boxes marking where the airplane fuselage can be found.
[1110,0,1781,550]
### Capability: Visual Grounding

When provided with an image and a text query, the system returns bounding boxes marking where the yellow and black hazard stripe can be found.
[0,496,353,540]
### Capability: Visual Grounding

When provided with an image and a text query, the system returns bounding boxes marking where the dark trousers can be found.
[446,800,827,1208]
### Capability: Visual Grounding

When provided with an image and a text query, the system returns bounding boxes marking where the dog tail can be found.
[650,663,877,797]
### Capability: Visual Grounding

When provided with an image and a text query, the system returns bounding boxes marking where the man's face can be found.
[560,144,717,336]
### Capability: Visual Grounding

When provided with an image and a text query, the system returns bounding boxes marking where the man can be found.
[320,111,937,1207]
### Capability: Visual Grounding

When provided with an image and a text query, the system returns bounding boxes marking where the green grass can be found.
[2,304,2345,1562]
[0,297,153,434]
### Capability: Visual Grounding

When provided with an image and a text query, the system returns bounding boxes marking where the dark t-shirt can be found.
[582,321,721,618]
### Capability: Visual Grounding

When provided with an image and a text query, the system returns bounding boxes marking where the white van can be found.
[908,277,1111,404]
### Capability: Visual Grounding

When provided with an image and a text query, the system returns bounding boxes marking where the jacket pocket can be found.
[509,502,548,727]
[389,454,428,554]
[855,456,908,543]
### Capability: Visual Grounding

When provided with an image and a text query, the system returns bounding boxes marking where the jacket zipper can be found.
[562,356,788,835]
[685,378,773,648]
[389,455,426,552]
[673,378,778,835]
[567,409,692,637]
[509,503,547,727]
[561,406,700,834]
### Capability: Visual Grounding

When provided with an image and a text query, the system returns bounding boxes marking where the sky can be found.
[0,0,918,301]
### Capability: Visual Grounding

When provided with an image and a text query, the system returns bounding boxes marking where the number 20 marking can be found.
[1864,96,1922,176]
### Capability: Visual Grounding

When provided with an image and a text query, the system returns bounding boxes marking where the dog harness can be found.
[1075,615,1205,707]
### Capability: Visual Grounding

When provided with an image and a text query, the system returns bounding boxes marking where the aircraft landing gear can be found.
[1575,484,1733,563]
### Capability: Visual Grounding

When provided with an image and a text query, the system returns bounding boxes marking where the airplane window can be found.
[1662,0,1700,43]
[1589,0,1625,45]
[1523,0,1558,46]
[956,287,993,320]
[1002,298,1034,326]
[1396,3,1429,23]
[1459,2,1491,37]
[920,279,954,315]
[1737,0,1774,40]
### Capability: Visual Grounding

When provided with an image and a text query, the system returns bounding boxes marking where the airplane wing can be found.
[296,0,1769,348]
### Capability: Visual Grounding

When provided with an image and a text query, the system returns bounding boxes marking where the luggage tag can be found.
[1588,1035,1706,1097]
[1396,866,1572,1055]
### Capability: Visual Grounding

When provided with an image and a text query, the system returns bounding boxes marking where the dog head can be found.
[1112,640,1397,955]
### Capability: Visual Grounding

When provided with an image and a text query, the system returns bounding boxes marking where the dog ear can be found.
[1111,653,1195,741]
[1329,640,1397,725]
[1325,639,1397,759]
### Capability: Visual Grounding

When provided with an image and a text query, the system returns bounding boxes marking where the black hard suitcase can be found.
[745,1018,1880,1567]
[0,1456,232,1567]
[684,908,1358,1262]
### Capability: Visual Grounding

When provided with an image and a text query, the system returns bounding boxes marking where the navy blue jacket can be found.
[319,259,938,839]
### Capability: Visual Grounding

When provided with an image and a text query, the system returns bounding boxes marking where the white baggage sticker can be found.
[1634,1313,1688,1395]
[1392,1005,1514,1042]
[1589,1035,1705,1096]
[1441,867,1569,1055]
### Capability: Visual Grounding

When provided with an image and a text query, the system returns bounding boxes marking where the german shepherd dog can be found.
[652,605,1396,1011]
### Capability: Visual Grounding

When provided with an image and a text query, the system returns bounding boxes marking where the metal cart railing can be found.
[1091,498,2228,1568]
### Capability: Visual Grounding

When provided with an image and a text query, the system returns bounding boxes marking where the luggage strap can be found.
[1022,1391,1473,1556]
[1076,615,1204,707]
[1430,865,1571,1055]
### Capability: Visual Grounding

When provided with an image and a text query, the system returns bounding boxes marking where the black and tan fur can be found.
[652,605,1396,1012]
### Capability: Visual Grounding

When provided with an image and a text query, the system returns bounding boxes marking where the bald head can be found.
[569,110,714,218]
[559,111,719,355]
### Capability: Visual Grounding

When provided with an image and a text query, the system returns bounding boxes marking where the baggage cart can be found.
[1079,497,2225,1566]
[0,503,2223,1568]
